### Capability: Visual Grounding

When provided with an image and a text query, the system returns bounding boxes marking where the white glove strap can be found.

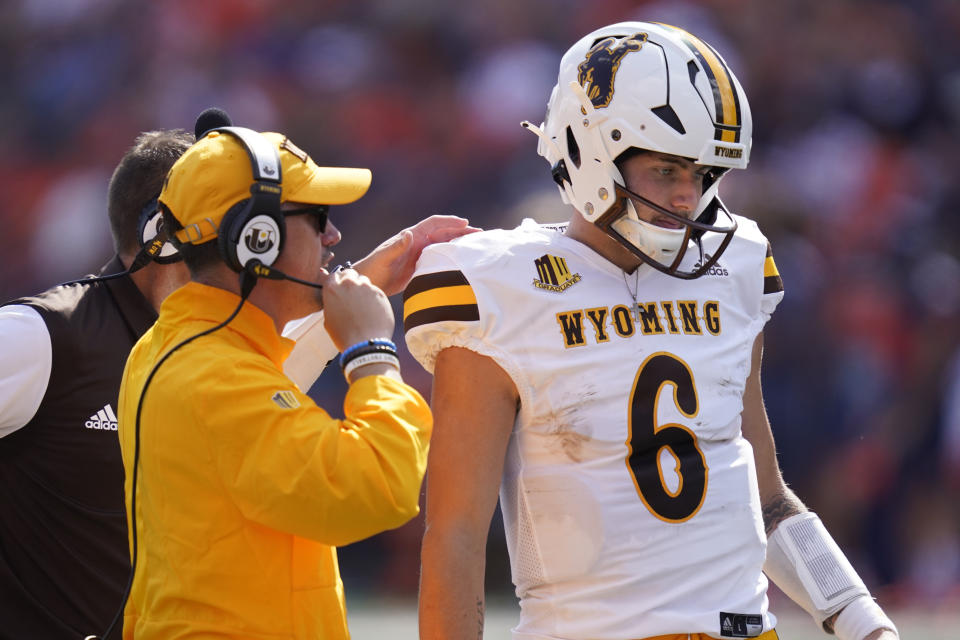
[763,512,870,627]
[833,596,898,640]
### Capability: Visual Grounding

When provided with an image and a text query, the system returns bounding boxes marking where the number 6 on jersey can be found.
[626,352,708,522]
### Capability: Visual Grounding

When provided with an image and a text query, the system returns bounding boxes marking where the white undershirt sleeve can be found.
[0,304,53,437]
[282,310,338,392]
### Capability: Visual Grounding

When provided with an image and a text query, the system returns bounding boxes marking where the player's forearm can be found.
[760,481,852,630]
[419,527,487,640]
[761,486,841,630]
[763,511,898,638]
[760,483,807,536]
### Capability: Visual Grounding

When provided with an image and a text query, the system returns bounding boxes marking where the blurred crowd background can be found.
[2,0,958,619]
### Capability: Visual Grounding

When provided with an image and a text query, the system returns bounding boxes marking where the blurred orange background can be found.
[2,0,958,631]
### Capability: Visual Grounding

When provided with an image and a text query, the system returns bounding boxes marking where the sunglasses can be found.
[283,204,329,233]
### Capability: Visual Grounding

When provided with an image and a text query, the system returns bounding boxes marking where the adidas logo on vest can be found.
[85,404,118,431]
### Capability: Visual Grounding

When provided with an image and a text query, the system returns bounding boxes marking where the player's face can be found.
[618,151,710,228]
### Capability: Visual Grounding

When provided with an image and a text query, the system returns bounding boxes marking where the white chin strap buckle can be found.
[609,202,686,261]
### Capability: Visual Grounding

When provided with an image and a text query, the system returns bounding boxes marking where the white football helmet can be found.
[524,22,752,278]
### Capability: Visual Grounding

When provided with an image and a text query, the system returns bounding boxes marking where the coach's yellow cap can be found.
[160,129,371,244]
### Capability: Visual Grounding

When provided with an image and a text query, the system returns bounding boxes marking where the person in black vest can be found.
[0,122,475,639]
[0,128,193,639]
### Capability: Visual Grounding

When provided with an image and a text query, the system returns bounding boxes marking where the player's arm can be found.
[419,346,518,640]
[739,333,806,534]
[283,216,480,390]
[0,305,52,436]
[741,332,897,640]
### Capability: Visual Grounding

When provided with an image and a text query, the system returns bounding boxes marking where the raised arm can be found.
[282,216,480,389]
[741,333,897,640]
[419,346,519,640]
[353,215,479,296]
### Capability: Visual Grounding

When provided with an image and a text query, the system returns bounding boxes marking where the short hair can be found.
[614,147,650,172]
[107,129,194,256]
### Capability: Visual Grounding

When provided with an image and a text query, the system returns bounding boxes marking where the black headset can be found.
[136,196,180,265]
[51,197,178,290]
[215,127,286,272]
[177,126,327,290]
[51,110,245,293]
[163,126,287,273]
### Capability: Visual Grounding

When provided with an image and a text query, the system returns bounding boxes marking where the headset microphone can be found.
[244,259,324,290]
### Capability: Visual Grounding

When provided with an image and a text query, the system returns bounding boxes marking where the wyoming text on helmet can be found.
[524,21,753,279]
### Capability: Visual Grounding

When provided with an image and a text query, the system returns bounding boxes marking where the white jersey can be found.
[404,217,784,640]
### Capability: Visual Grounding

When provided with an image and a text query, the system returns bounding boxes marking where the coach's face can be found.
[273,201,341,317]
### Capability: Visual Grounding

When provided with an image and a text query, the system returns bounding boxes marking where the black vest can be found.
[0,257,156,639]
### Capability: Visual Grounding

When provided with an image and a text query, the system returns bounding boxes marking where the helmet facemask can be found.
[525,22,752,279]
[596,158,737,279]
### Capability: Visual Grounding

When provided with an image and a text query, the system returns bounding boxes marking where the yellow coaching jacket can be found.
[117,283,432,639]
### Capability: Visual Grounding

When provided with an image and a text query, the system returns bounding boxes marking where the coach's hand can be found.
[321,267,394,351]
[353,215,480,296]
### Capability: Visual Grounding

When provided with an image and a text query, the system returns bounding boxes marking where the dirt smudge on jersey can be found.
[543,388,596,463]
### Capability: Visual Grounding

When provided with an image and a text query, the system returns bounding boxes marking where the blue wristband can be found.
[341,338,397,363]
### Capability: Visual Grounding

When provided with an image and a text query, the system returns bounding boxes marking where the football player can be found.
[404,21,899,640]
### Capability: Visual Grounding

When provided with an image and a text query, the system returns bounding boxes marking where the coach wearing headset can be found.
[1,119,473,637]
[115,126,435,640]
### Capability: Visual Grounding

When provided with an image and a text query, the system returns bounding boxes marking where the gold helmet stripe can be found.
[655,23,742,143]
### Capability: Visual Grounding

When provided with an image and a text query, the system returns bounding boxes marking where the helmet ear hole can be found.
[565,126,581,169]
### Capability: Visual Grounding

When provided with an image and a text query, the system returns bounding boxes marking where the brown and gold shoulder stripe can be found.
[656,23,743,144]
[403,270,479,332]
[764,243,784,294]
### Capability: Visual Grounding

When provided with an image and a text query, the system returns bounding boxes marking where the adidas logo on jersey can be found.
[718,611,763,637]
[85,404,118,431]
[693,253,729,277]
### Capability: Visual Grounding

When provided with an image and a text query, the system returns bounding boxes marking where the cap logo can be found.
[280,137,309,163]
[578,32,647,109]
[244,224,276,254]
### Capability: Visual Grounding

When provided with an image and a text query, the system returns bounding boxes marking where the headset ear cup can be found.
[218,200,285,271]
[137,197,182,265]
[139,208,181,264]
[218,200,252,271]
[236,213,284,269]
[138,200,158,250]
